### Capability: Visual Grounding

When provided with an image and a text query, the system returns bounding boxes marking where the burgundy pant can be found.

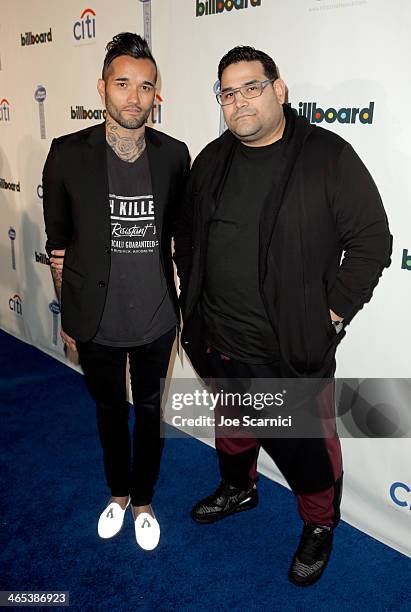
[207,348,343,528]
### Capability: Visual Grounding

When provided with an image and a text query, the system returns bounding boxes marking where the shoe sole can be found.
[190,496,259,524]
[98,520,125,539]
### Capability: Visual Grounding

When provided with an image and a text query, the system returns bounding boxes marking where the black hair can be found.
[102,32,157,80]
[218,45,278,82]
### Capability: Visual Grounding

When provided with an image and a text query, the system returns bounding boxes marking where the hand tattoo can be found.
[106,119,146,163]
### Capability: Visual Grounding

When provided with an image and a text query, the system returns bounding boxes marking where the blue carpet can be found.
[0,329,409,611]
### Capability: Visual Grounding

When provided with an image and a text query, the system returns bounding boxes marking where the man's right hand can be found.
[51,251,76,353]
[50,249,65,270]
[61,328,77,352]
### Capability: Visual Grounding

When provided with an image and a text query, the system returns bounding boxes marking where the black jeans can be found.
[78,328,175,506]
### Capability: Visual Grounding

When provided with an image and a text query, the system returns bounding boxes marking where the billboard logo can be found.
[73,8,96,41]
[34,85,47,139]
[49,300,60,345]
[294,101,374,125]
[8,227,16,270]
[21,28,53,46]
[0,98,10,122]
[0,178,20,192]
[196,0,261,17]
[9,294,23,316]
[390,482,411,510]
[35,251,50,266]
[401,249,411,271]
[71,105,106,120]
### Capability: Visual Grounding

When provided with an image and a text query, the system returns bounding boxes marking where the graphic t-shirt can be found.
[94,144,176,346]
[201,139,282,363]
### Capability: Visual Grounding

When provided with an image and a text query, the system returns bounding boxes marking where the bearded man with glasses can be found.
[174,46,391,586]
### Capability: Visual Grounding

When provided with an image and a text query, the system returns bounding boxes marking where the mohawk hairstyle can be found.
[102,32,157,80]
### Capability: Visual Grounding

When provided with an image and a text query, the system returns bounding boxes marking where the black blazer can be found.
[174,105,392,379]
[43,122,190,342]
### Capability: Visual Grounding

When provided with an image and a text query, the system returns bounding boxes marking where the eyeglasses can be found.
[216,79,275,106]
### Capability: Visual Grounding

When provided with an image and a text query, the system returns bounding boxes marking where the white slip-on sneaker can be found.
[134,511,160,551]
[97,498,130,539]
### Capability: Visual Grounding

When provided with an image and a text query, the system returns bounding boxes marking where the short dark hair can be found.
[218,46,278,83]
[102,32,157,80]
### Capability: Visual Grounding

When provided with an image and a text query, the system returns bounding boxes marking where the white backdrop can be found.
[0,0,410,557]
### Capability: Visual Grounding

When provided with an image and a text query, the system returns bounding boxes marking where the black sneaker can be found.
[288,523,334,587]
[190,481,258,523]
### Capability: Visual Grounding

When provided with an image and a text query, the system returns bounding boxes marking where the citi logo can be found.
[21,28,52,46]
[0,98,10,121]
[294,101,374,124]
[73,8,96,41]
[196,0,261,17]
[390,482,411,510]
[150,94,163,124]
[71,106,106,120]
[401,249,411,271]
[35,251,50,266]
[9,294,23,316]
[0,178,20,191]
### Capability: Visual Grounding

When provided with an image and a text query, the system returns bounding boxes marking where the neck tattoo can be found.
[106,119,146,163]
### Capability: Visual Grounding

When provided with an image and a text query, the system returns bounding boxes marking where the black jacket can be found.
[43,122,190,342]
[174,105,392,379]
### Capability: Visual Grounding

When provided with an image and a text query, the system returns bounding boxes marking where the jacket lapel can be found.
[145,127,170,238]
[258,106,311,288]
[200,130,237,223]
[84,122,111,246]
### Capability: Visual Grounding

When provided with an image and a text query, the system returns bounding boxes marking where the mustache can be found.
[123,105,143,112]
[233,111,256,120]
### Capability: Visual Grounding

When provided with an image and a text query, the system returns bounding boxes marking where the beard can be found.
[105,96,152,130]
[231,125,261,141]
[227,113,262,141]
